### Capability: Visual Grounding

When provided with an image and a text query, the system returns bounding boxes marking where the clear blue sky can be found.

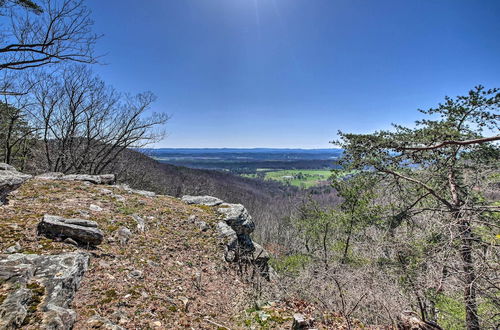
[87,0,500,148]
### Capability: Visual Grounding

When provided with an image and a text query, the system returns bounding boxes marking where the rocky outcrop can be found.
[35,172,65,180]
[216,203,257,260]
[217,203,255,235]
[0,252,89,329]
[183,195,271,279]
[36,172,115,185]
[0,163,31,205]
[182,195,223,206]
[37,215,104,246]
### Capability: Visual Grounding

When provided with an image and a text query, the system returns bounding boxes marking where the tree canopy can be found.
[335,86,499,330]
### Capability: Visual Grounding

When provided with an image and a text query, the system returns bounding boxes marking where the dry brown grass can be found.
[1,179,254,329]
[0,179,381,329]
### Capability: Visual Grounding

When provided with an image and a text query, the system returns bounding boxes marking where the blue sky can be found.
[87,0,500,148]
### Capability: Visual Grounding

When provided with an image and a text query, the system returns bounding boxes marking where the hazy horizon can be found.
[143,147,342,150]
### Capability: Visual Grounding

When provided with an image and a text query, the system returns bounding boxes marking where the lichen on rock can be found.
[0,252,89,329]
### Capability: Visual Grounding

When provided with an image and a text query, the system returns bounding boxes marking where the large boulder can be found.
[37,215,104,246]
[182,195,272,279]
[217,203,255,235]
[181,195,223,206]
[252,242,272,280]
[216,221,239,262]
[0,163,31,205]
[215,204,259,263]
[0,252,89,329]
[252,242,270,263]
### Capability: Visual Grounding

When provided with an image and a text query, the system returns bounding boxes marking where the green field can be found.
[265,169,332,187]
[240,169,359,188]
[241,169,333,188]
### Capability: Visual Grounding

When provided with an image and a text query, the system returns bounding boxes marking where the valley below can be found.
[146,148,342,189]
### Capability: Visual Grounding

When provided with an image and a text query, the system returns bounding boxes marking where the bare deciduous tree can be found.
[29,65,168,174]
[0,0,99,72]
[0,99,34,167]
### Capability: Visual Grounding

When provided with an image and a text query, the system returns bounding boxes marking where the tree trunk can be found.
[5,116,15,164]
[458,219,480,330]
[322,222,330,270]
[448,168,480,330]
[341,219,354,264]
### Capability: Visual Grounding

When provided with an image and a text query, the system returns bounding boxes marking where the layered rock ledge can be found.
[0,252,89,329]
[0,163,32,205]
[183,195,271,279]
[35,172,115,185]
[181,195,223,206]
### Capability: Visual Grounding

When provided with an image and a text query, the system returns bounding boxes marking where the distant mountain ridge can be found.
[141,147,343,154]
[140,148,342,172]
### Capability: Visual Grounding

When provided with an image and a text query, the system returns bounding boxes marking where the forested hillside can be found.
[111,149,337,246]
[264,87,500,329]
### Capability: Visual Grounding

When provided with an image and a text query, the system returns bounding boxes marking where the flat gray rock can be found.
[4,242,21,254]
[0,252,89,329]
[35,172,65,180]
[0,167,32,205]
[36,173,115,185]
[119,184,156,197]
[38,215,104,246]
[94,174,115,185]
[0,163,16,171]
[89,204,103,212]
[181,195,223,206]
[60,174,115,185]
